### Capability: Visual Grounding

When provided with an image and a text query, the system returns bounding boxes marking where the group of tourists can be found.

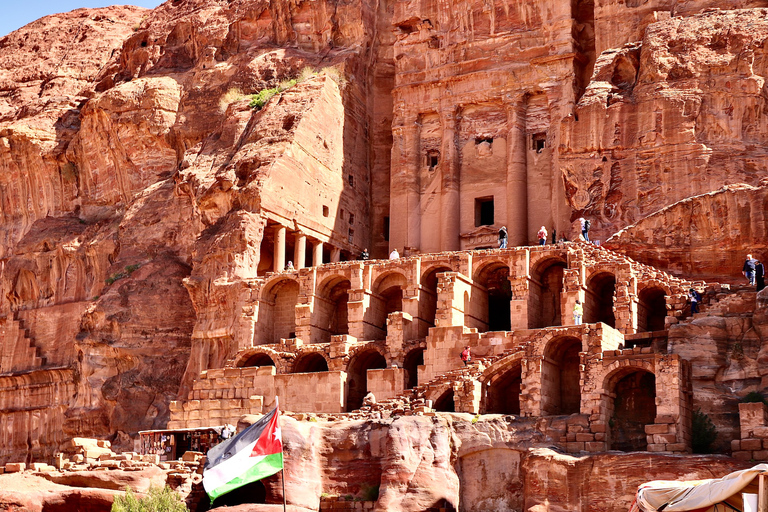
[743,254,766,292]
[498,218,591,249]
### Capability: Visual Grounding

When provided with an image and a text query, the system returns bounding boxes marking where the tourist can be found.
[689,288,701,314]
[460,345,471,366]
[285,261,294,270]
[756,261,765,292]
[743,254,757,285]
[498,226,508,249]
[537,226,548,246]
[359,248,369,260]
[389,248,400,260]
[579,217,590,242]
[573,300,583,325]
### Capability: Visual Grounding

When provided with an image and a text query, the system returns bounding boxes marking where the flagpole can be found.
[277,395,286,512]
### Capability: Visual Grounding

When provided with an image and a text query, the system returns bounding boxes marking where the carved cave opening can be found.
[541,337,581,415]
[485,365,522,415]
[293,352,329,373]
[345,350,387,412]
[239,353,276,368]
[585,272,615,327]
[609,370,656,452]
[403,348,425,389]
[529,260,566,328]
[476,265,512,332]
[637,286,667,332]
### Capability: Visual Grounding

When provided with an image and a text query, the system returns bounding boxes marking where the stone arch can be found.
[431,385,456,413]
[345,348,387,412]
[233,347,285,373]
[585,271,616,327]
[602,362,657,452]
[420,265,452,333]
[314,275,351,343]
[369,271,409,340]
[637,284,667,332]
[541,336,582,415]
[481,352,524,415]
[256,276,300,345]
[529,256,567,328]
[403,347,425,389]
[471,261,511,332]
[293,351,329,373]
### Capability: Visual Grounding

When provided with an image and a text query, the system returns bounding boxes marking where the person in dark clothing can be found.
[756,261,765,292]
[579,218,590,242]
[689,288,701,314]
[359,248,369,260]
[743,254,758,285]
[498,226,508,249]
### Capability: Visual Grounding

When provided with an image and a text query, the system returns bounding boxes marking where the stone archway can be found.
[420,266,451,333]
[609,369,656,451]
[585,271,615,327]
[485,365,522,415]
[293,352,329,373]
[256,278,300,344]
[472,262,512,332]
[403,347,425,389]
[529,258,566,328]
[238,352,276,368]
[541,336,581,415]
[637,286,667,332]
[314,276,351,342]
[370,272,408,340]
[345,349,387,412]
[433,388,455,412]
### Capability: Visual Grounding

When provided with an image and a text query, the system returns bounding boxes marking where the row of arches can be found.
[238,347,426,412]
[258,264,669,345]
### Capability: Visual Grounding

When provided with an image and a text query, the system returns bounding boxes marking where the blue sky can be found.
[1,1,165,38]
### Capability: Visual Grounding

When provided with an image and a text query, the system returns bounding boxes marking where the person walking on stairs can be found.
[689,288,701,314]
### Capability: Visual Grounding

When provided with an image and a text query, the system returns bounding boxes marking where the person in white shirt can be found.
[389,248,400,260]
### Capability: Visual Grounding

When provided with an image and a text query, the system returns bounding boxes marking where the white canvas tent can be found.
[630,464,768,512]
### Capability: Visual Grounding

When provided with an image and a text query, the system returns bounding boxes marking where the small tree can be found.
[691,408,717,454]
[111,486,188,512]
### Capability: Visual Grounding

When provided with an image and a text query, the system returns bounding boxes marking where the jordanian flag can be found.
[203,403,283,501]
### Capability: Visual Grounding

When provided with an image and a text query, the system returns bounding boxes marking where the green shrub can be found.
[742,391,767,404]
[111,486,188,512]
[691,408,717,454]
[105,264,141,285]
[249,87,281,110]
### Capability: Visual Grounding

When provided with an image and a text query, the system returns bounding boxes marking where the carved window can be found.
[323,205,330,217]
[349,213,355,225]
[348,175,354,187]
[384,217,390,242]
[475,197,494,227]
[348,228,354,243]
[426,150,439,170]
[475,137,493,145]
[532,132,546,153]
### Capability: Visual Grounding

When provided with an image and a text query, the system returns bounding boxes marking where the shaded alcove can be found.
[541,336,581,415]
[585,272,616,327]
[403,348,425,389]
[420,266,451,334]
[238,353,276,368]
[529,259,566,328]
[609,370,657,452]
[345,350,387,412]
[370,272,408,340]
[637,286,667,332]
[293,352,329,373]
[472,263,512,332]
[314,276,351,342]
[485,365,522,415]
[433,388,455,412]
[256,278,299,344]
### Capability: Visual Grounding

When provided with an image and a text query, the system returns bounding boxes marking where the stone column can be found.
[330,247,341,263]
[390,115,421,254]
[440,107,461,251]
[506,100,528,246]
[312,241,324,267]
[294,233,307,269]
[274,225,286,272]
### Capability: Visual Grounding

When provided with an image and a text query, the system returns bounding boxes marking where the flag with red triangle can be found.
[202,400,283,501]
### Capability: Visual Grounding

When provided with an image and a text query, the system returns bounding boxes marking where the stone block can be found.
[653,433,677,444]
[647,444,667,453]
[732,439,742,451]
[654,415,676,424]
[645,424,669,434]
[732,451,754,461]
[594,433,606,441]
[741,438,763,451]
[575,433,594,442]
[566,442,584,452]
[585,442,605,452]
[665,443,687,452]
[590,423,607,433]
[753,450,768,460]
[5,463,25,473]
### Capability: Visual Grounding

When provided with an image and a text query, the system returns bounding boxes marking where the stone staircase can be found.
[0,311,46,374]
[689,285,756,321]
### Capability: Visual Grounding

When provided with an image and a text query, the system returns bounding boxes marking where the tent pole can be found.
[282,468,287,512]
